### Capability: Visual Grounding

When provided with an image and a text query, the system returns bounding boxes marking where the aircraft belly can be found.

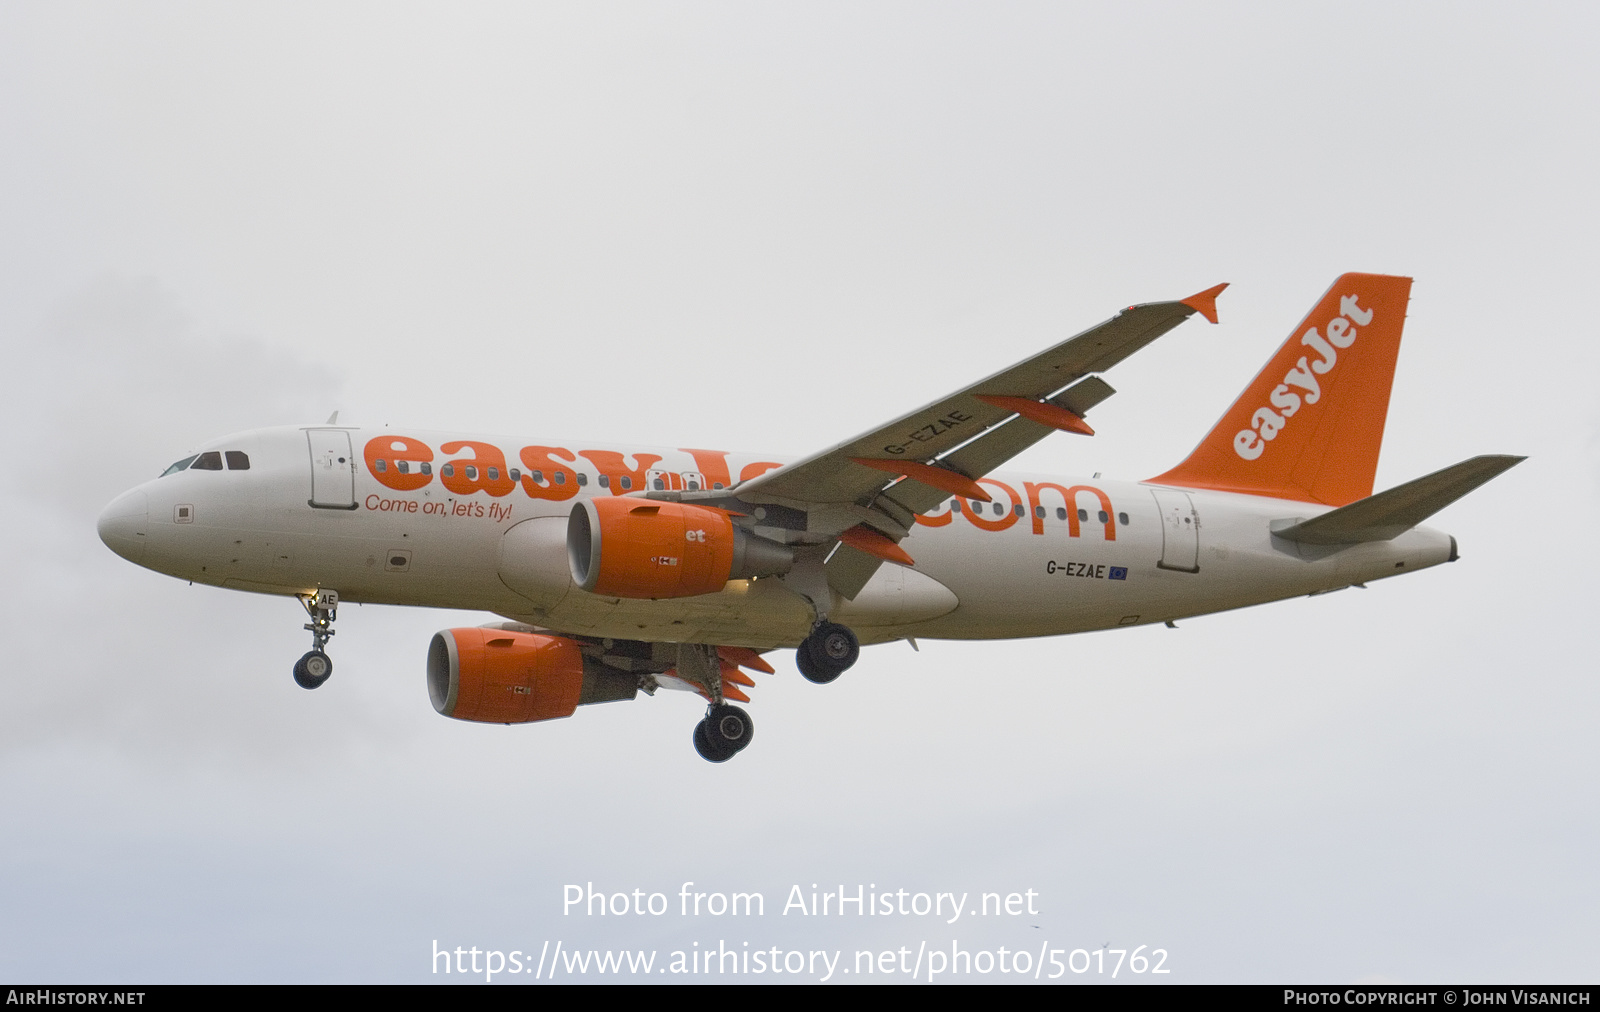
[833,565,959,626]
[530,577,813,649]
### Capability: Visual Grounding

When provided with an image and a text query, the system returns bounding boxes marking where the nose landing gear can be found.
[294,590,339,690]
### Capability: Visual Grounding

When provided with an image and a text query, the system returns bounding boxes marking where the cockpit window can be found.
[190,451,224,471]
[160,455,198,477]
[225,451,250,470]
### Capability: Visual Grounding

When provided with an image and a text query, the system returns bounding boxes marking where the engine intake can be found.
[567,498,792,599]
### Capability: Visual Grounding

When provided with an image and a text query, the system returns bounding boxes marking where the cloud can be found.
[0,277,353,761]
[11,275,343,513]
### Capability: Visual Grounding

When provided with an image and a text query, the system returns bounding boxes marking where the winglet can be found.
[1180,283,1229,325]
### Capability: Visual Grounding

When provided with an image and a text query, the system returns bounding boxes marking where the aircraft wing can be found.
[733,283,1227,527]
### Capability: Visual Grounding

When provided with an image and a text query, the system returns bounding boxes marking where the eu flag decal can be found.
[1109,567,1128,581]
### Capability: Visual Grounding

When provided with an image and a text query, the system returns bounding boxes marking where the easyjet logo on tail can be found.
[1148,272,1412,507]
[1234,295,1374,461]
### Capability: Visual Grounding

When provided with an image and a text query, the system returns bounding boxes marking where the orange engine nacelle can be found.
[427,627,585,724]
[567,497,793,599]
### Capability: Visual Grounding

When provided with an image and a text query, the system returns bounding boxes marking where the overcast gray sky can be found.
[2,1,1596,983]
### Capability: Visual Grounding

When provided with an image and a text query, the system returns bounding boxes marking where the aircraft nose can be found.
[97,489,149,563]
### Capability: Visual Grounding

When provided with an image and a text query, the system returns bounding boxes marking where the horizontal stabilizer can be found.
[1272,455,1524,545]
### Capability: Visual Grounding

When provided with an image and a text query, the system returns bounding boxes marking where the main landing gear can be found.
[671,643,757,764]
[693,703,754,763]
[795,621,859,684]
[294,589,338,690]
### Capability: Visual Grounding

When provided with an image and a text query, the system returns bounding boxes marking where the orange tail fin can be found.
[1149,273,1413,507]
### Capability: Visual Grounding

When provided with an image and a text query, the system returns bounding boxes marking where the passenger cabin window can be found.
[1034,505,1046,518]
[531,470,545,483]
[1118,512,1129,525]
[991,502,1003,517]
[191,451,224,471]
[1013,504,1025,517]
[486,467,499,481]
[160,455,198,477]
[225,451,249,470]
[598,475,609,488]
[397,460,410,474]
[464,465,478,481]
[420,462,432,475]
[1077,508,1088,522]
[1056,508,1067,520]
[1097,510,1109,523]
[508,468,520,482]
[554,472,566,485]
[374,458,387,472]
[441,463,455,477]
[619,476,632,490]
[576,473,588,486]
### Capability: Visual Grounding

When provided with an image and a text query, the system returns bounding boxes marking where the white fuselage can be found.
[96,425,1455,649]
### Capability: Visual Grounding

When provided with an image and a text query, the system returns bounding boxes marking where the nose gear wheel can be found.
[294,649,332,689]
[294,590,339,689]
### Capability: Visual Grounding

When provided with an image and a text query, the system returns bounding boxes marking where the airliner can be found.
[96,274,1521,762]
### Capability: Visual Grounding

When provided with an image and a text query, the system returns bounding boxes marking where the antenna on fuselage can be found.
[326,411,340,425]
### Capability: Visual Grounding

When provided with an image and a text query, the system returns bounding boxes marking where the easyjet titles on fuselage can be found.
[359,437,1124,541]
